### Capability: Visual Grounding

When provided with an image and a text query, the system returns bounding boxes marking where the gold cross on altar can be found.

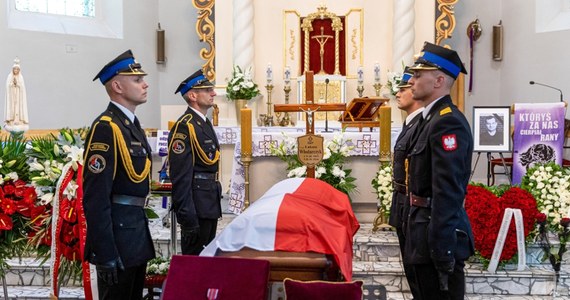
[274,71,346,178]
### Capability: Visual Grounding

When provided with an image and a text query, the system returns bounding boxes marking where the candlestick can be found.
[379,105,391,162]
[240,108,252,155]
[374,63,381,83]
[284,66,291,85]
[266,63,273,84]
[240,107,253,210]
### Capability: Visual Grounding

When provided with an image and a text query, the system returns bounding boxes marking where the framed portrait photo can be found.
[473,106,511,152]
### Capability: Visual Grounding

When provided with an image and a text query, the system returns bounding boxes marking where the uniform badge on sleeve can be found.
[172,140,185,154]
[88,155,106,173]
[442,134,457,151]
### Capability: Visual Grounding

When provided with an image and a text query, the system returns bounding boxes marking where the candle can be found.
[357,66,364,84]
[266,63,273,84]
[284,66,291,85]
[379,105,391,161]
[240,108,252,156]
[374,62,381,83]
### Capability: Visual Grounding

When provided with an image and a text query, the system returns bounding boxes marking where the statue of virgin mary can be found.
[4,58,29,132]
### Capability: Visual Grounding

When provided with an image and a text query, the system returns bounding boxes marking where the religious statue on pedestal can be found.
[4,58,29,133]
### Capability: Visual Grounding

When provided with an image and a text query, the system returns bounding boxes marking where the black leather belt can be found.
[392,182,407,194]
[112,194,146,207]
[194,172,219,181]
[409,193,431,208]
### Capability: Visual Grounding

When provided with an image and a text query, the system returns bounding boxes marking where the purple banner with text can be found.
[512,103,566,184]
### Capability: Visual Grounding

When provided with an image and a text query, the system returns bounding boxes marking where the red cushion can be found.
[283,278,363,300]
[162,255,270,300]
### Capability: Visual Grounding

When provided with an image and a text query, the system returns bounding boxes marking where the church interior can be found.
[1,0,570,299]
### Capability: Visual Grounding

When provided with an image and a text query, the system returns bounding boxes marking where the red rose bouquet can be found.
[465,184,538,264]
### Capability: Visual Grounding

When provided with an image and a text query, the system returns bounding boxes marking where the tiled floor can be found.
[4,197,570,299]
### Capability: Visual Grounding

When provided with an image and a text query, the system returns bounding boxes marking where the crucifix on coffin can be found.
[274,71,346,178]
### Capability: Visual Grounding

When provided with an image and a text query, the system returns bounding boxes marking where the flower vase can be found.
[234,99,248,124]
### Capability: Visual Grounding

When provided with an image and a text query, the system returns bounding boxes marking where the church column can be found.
[233,0,255,70]
[392,0,415,72]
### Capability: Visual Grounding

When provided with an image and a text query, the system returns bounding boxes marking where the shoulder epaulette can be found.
[181,113,193,125]
[100,115,113,122]
[440,107,452,116]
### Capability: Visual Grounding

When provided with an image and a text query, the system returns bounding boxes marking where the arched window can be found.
[15,0,95,17]
[8,0,122,38]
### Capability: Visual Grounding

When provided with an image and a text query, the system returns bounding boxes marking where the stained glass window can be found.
[14,0,95,18]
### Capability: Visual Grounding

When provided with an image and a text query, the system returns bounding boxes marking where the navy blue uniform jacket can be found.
[82,103,155,268]
[167,107,222,230]
[405,96,475,265]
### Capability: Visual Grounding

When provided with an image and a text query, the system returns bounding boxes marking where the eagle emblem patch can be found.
[442,134,457,151]
[88,155,106,173]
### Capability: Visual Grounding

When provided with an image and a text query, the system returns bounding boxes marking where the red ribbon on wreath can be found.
[51,164,91,300]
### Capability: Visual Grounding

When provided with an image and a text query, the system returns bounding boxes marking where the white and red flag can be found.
[201,178,360,281]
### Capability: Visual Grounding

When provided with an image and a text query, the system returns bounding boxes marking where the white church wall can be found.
[0,0,209,130]
[452,0,570,184]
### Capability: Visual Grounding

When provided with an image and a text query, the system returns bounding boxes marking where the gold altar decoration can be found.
[240,108,253,209]
[297,80,343,122]
[192,0,215,81]
[301,4,343,75]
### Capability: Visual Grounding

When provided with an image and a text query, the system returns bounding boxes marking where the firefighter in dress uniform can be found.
[83,50,155,300]
[388,66,424,299]
[404,42,475,300]
[168,69,222,255]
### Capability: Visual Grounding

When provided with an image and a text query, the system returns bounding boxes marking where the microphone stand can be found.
[323,78,331,132]
[530,81,564,102]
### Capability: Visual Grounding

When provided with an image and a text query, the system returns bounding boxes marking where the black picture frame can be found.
[473,106,511,152]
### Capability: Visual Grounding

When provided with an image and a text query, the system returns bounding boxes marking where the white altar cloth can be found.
[214,126,402,214]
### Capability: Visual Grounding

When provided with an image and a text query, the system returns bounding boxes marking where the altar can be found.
[208,125,401,219]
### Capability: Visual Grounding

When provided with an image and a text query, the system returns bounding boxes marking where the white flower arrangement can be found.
[27,129,85,205]
[384,71,403,97]
[270,131,357,197]
[521,163,570,231]
[146,256,171,275]
[371,163,393,218]
[225,65,260,101]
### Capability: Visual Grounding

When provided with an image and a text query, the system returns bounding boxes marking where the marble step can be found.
[354,260,570,296]
[0,286,563,300]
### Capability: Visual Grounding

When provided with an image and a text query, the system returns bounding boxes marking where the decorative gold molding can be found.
[283,10,301,74]
[289,29,296,61]
[351,28,358,60]
[193,0,216,81]
[345,8,363,79]
[435,0,464,112]
[435,0,458,46]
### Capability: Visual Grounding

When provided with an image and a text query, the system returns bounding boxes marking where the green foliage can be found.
[270,132,357,198]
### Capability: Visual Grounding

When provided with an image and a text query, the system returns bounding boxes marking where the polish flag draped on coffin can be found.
[201,178,360,280]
